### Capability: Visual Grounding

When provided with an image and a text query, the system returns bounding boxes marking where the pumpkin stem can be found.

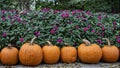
[103,38,111,46]
[83,39,91,46]
[30,36,37,45]
[8,44,12,49]
[46,41,53,46]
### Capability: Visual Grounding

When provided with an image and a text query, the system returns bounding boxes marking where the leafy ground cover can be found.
[0,9,120,49]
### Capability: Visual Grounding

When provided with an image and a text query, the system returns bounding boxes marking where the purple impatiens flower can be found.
[97,22,102,26]
[117,39,120,43]
[2,32,7,37]
[61,13,69,18]
[20,38,24,42]
[98,15,102,20]
[91,30,95,33]
[34,31,40,36]
[8,15,12,19]
[116,35,120,43]
[57,38,63,43]
[53,25,58,30]
[96,39,102,44]
[83,27,88,31]
[87,24,91,29]
[86,11,91,15]
[101,32,105,37]
[1,10,6,14]
[41,8,50,12]
[50,29,56,34]
[50,25,59,34]
[116,36,120,39]
[1,15,6,21]
[14,15,22,22]
[75,25,79,29]
[113,21,117,25]
[54,10,59,14]
[101,27,105,31]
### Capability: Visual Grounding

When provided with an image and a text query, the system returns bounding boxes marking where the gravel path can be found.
[0,62,120,68]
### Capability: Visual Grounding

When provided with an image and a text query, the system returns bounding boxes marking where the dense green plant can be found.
[0,9,120,49]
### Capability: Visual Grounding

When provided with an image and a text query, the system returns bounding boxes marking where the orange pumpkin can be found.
[61,43,77,63]
[78,39,102,64]
[102,38,119,62]
[42,41,60,64]
[1,44,19,65]
[19,36,43,66]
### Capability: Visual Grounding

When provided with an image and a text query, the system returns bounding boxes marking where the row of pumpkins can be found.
[0,36,119,66]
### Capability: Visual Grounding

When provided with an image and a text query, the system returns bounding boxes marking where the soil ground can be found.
[0,62,120,68]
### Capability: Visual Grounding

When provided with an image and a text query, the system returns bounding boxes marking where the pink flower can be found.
[113,21,117,25]
[75,25,79,29]
[116,36,120,39]
[2,17,5,21]
[57,38,63,43]
[1,15,6,21]
[41,8,50,12]
[102,27,105,31]
[83,27,88,31]
[97,39,102,44]
[91,30,95,33]
[97,22,102,26]
[50,29,56,34]
[101,32,105,37]
[2,32,7,37]
[34,31,40,36]
[98,15,102,20]
[17,17,22,22]
[87,24,91,28]
[54,10,59,14]
[1,10,6,14]
[14,15,19,19]
[76,15,80,18]
[61,13,69,18]
[86,11,91,15]
[8,15,12,19]
[53,25,58,30]
[20,38,24,42]
[71,10,81,15]
[117,39,120,43]
[71,11,76,15]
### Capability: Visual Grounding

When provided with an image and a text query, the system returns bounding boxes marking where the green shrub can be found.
[0,9,120,49]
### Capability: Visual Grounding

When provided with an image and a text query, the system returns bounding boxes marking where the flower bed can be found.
[0,9,120,49]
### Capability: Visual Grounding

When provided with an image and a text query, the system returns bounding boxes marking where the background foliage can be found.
[0,0,120,13]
